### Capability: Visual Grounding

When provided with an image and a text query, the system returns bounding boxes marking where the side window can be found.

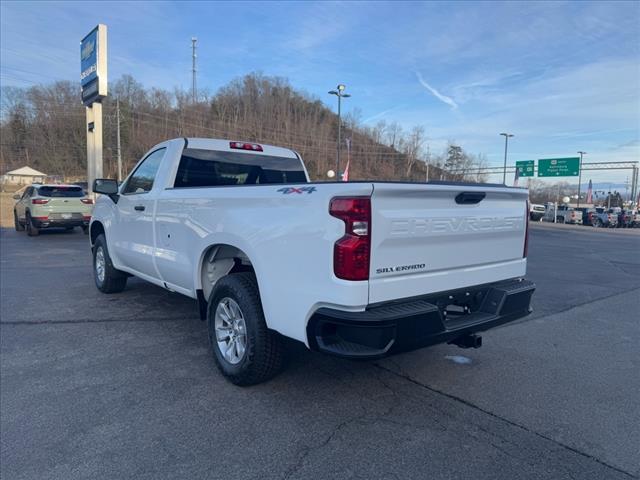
[23,187,33,199]
[122,148,166,194]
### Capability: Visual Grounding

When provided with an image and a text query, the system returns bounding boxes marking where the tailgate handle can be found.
[134,205,146,211]
[455,192,486,205]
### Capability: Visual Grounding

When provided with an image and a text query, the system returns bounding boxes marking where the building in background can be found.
[1,166,47,187]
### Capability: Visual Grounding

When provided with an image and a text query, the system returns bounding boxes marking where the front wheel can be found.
[26,213,39,236]
[14,211,24,231]
[207,272,284,386]
[93,234,127,293]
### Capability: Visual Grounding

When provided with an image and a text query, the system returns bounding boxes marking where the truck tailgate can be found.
[369,183,528,304]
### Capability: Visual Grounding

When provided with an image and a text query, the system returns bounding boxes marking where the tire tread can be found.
[93,234,127,293]
[208,272,284,386]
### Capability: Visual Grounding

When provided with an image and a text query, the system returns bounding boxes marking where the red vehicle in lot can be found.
[618,209,640,228]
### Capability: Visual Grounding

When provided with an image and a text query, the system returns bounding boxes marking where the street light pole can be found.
[329,84,351,179]
[577,151,586,207]
[500,133,514,184]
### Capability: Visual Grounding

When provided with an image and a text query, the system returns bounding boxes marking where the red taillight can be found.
[330,197,371,281]
[31,198,49,205]
[524,201,530,258]
[230,141,263,152]
[81,198,94,204]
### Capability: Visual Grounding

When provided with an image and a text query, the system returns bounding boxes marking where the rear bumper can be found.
[308,278,535,359]
[32,217,90,228]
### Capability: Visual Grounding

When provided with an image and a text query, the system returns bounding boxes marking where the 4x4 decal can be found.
[277,186,317,195]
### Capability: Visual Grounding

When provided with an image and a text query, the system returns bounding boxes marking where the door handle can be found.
[134,205,146,211]
[455,192,486,205]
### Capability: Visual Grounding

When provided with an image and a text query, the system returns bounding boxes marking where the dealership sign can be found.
[80,24,107,106]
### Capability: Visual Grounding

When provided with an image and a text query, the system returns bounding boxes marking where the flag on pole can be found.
[513,166,520,186]
[586,179,593,204]
[343,138,351,182]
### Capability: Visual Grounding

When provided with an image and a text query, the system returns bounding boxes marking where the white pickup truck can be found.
[91,138,535,385]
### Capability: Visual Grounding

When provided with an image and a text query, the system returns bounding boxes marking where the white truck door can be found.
[112,148,166,279]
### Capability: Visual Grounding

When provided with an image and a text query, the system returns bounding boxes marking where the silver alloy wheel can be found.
[214,297,247,365]
[95,247,106,283]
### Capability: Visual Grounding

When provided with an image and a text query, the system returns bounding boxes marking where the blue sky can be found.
[1,1,639,183]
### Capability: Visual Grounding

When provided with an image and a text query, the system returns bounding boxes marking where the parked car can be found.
[89,138,535,385]
[591,207,618,228]
[13,184,94,236]
[575,207,597,226]
[542,204,583,224]
[529,203,545,221]
[617,209,640,228]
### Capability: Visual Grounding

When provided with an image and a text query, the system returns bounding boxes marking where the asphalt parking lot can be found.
[1,223,639,480]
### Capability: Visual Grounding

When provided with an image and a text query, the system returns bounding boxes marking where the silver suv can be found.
[13,184,94,236]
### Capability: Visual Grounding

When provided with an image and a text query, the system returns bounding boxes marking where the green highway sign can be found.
[538,157,580,177]
[515,160,535,177]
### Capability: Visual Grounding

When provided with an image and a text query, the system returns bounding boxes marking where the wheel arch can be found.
[197,243,256,302]
[90,221,105,246]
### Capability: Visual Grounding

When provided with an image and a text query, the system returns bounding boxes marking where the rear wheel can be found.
[14,211,24,231]
[93,234,127,293]
[556,216,564,224]
[26,213,39,236]
[207,272,284,386]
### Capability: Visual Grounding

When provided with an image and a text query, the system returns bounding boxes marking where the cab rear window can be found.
[37,186,84,198]
[174,148,307,188]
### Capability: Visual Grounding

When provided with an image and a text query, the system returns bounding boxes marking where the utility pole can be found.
[116,99,122,182]
[500,133,514,184]
[191,37,197,103]
[328,84,351,178]
[577,151,586,207]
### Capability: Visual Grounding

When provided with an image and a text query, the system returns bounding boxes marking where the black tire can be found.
[207,272,284,386]
[82,226,89,235]
[92,234,127,293]
[65,227,75,231]
[14,211,24,231]
[26,213,39,236]
[556,216,564,224]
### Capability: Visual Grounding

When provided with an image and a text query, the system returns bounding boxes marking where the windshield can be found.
[37,186,84,198]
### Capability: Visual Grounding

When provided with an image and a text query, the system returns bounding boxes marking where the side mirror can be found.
[93,179,118,195]
[12,194,21,200]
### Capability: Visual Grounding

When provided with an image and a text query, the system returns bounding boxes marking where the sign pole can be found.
[81,24,107,194]
[93,102,103,183]
[86,106,95,194]
[577,151,585,207]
